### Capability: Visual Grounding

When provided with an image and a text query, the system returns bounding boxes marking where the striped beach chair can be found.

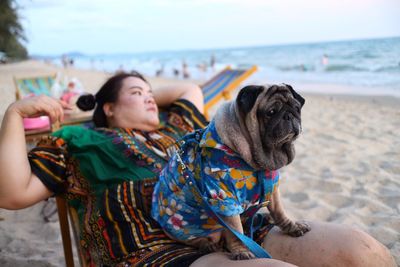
[14,74,56,100]
[202,65,258,119]
[14,75,57,140]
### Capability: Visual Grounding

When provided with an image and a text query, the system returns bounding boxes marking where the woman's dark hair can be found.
[76,71,148,127]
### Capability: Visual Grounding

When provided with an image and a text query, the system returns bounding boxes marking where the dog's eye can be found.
[267,109,276,116]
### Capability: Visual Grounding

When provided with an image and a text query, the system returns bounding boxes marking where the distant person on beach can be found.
[182,60,190,79]
[173,68,180,77]
[61,54,68,68]
[60,78,84,105]
[322,54,329,66]
[0,71,396,266]
[116,64,125,74]
[210,54,216,70]
[196,62,207,72]
[156,64,165,77]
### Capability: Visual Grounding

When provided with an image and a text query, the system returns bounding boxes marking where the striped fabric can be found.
[29,99,208,266]
[202,69,246,104]
[200,66,257,119]
[15,76,55,98]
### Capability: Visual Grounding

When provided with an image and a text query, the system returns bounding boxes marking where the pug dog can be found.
[152,84,310,260]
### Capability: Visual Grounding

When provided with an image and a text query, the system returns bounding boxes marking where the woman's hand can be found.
[7,95,73,124]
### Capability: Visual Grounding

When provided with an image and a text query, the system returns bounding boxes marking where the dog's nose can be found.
[284,112,293,120]
[294,123,301,135]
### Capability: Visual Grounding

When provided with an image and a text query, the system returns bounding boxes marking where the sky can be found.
[17,0,400,55]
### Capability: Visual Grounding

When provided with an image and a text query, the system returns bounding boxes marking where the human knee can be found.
[190,252,299,267]
[338,227,396,267]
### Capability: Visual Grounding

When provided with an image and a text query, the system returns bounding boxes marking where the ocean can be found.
[55,36,400,96]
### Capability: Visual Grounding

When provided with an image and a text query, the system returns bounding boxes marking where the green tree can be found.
[0,0,28,59]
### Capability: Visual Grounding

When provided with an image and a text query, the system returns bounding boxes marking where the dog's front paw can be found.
[226,238,255,260]
[284,221,311,237]
[199,241,223,253]
[229,250,255,260]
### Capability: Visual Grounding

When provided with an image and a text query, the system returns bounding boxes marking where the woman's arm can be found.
[153,83,204,114]
[0,96,71,209]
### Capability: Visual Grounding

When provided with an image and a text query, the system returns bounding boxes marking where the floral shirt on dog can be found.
[152,120,280,241]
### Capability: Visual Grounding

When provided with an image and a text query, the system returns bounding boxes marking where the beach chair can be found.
[23,111,93,149]
[14,75,91,265]
[14,74,56,143]
[50,121,90,267]
[26,118,92,267]
[202,65,258,119]
[16,73,93,146]
[14,77,89,266]
[14,76,89,266]
[56,197,87,267]
[14,74,56,100]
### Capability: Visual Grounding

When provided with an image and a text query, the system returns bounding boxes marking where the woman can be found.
[0,72,395,267]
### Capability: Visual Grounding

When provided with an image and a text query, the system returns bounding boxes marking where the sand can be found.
[0,60,399,266]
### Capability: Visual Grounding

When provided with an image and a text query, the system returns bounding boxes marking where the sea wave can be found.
[277,63,369,73]
[278,64,315,72]
[324,64,368,72]
[374,65,400,73]
[46,36,400,95]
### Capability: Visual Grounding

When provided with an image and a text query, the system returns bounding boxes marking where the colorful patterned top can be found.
[28,99,208,267]
[152,120,280,241]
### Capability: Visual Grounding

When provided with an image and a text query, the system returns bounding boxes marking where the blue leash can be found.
[199,185,272,258]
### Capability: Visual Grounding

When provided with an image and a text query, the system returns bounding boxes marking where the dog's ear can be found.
[236,85,264,114]
[284,84,305,107]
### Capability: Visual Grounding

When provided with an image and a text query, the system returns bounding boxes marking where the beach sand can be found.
[0,60,399,266]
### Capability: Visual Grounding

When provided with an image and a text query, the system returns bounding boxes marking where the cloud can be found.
[17,0,400,54]
[18,0,63,8]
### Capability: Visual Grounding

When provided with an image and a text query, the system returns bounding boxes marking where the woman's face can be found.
[106,76,159,130]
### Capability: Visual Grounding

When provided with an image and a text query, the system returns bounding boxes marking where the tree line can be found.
[0,0,28,60]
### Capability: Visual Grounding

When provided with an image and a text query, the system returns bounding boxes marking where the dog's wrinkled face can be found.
[236,84,305,170]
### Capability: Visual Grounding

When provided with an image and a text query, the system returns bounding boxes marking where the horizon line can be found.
[30,35,400,58]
